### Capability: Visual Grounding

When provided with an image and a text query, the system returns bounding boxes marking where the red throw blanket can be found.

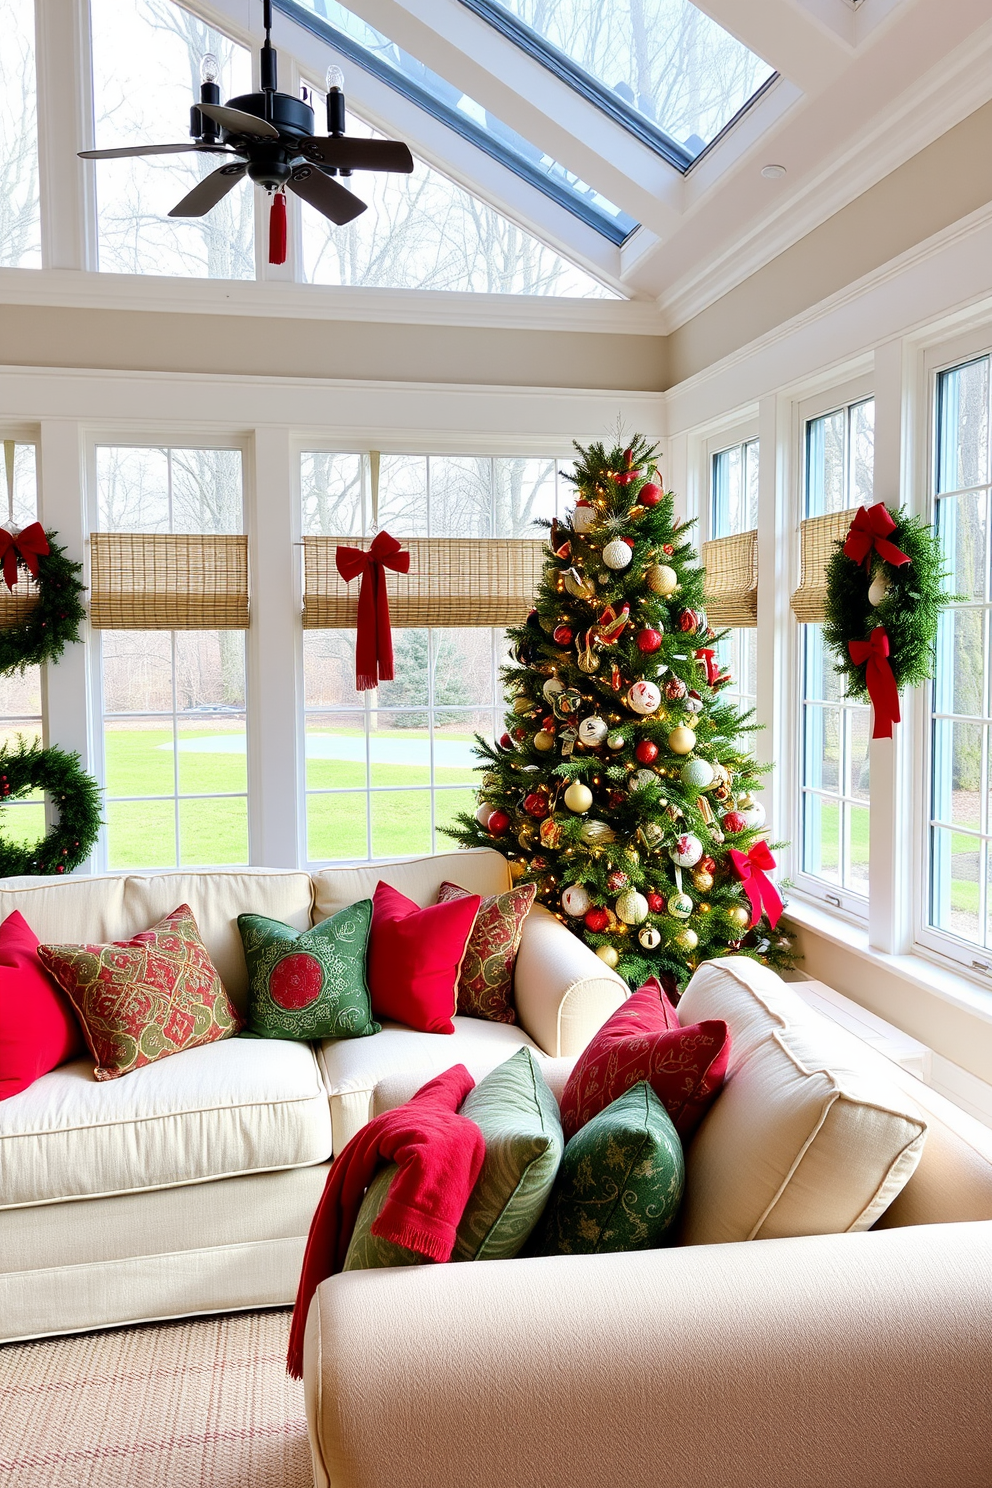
[287,1063,484,1378]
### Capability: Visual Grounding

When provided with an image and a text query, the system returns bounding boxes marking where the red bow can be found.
[842,504,910,570]
[848,625,901,739]
[696,647,720,686]
[729,841,783,930]
[0,523,49,591]
[335,531,410,692]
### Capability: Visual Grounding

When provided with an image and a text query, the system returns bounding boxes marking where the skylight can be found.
[459,0,775,163]
[277,0,637,243]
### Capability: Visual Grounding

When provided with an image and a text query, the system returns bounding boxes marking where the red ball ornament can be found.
[636,628,663,653]
[513,727,526,741]
[635,739,659,764]
[646,891,665,913]
[662,543,675,555]
[584,907,609,933]
[639,483,662,506]
[553,625,574,646]
[499,732,512,749]
[722,811,748,834]
[622,536,635,548]
[523,793,550,820]
[700,856,717,874]
[487,809,511,836]
[606,869,629,893]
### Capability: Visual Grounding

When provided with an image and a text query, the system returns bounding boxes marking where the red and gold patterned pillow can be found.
[436,880,536,1024]
[38,904,241,1081]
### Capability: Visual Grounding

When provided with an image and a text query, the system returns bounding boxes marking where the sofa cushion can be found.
[312,849,510,923]
[676,957,928,1244]
[368,883,481,1035]
[0,1035,332,1209]
[317,1016,544,1154]
[0,911,83,1100]
[39,904,242,1081]
[239,901,379,1041]
[438,881,536,1025]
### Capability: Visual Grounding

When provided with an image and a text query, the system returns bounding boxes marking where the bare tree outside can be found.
[0,0,41,268]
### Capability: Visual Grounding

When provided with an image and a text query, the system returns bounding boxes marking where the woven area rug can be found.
[0,1309,312,1488]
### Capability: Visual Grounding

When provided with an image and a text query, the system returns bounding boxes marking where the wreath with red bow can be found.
[0,526,86,676]
[823,503,949,738]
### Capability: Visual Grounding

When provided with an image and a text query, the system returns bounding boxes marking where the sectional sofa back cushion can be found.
[676,957,928,1244]
[312,849,511,924]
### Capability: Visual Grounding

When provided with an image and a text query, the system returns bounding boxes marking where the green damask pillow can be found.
[343,1047,563,1271]
[530,1081,684,1256]
[238,902,380,1041]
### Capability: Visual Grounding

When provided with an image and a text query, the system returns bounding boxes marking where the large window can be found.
[710,437,757,718]
[302,452,570,863]
[929,355,992,954]
[96,446,248,869]
[0,0,41,268]
[799,399,874,899]
[90,0,254,279]
[0,440,43,849]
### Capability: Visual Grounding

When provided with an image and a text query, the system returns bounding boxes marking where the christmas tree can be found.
[446,434,795,991]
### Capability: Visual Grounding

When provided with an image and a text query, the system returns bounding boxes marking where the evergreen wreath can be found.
[0,741,102,876]
[823,505,948,704]
[0,534,86,676]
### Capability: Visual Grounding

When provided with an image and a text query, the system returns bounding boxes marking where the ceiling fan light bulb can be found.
[200,52,219,85]
[326,64,345,93]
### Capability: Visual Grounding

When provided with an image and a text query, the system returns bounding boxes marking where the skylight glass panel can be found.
[279,0,636,242]
[302,108,614,295]
[465,0,774,159]
[0,0,41,268]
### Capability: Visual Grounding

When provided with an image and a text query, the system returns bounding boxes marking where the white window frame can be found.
[706,426,759,721]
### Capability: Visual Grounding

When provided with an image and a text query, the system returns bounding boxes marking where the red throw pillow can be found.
[368,882,481,1034]
[560,977,730,1142]
[0,910,83,1099]
[437,880,536,1024]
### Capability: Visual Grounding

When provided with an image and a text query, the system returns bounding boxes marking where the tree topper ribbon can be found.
[335,531,410,692]
[577,603,629,669]
[0,523,49,592]
[848,625,901,739]
[728,841,783,929]
[842,503,910,570]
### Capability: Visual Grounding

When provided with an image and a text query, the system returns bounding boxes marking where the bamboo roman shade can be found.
[303,536,547,629]
[0,577,40,628]
[790,508,858,624]
[89,533,249,630]
[702,530,758,627]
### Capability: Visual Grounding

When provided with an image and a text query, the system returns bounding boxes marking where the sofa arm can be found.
[304,1221,992,1488]
[511,903,627,1057]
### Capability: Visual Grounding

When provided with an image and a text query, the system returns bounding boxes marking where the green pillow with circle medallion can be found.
[238,901,379,1040]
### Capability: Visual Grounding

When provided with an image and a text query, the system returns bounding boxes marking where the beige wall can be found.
[668,99,992,386]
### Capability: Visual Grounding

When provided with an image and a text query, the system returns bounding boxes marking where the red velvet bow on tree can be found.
[335,532,411,692]
[0,523,49,591]
[728,841,783,930]
[848,625,901,738]
[842,503,910,570]
[696,647,721,686]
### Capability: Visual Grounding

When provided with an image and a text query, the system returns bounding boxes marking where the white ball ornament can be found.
[685,695,704,716]
[681,758,715,790]
[602,539,633,571]
[561,883,592,918]
[475,803,493,829]
[616,890,649,925]
[607,730,626,751]
[646,563,678,596]
[669,832,704,868]
[667,725,697,755]
[578,715,608,746]
[580,818,616,846]
[630,769,658,793]
[533,730,556,752]
[564,781,594,813]
[571,502,597,534]
[627,680,662,716]
[542,677,565,704]
[595,945,620,968]
[667,891,694,920]
[638,926,661,950]
[739,800,766,829]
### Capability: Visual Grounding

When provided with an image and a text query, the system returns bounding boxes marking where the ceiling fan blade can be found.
[196,103,280,140]
[300,137,414,173]
[288,165,367,225]
[78,143,233,160]
[168,163,247,217]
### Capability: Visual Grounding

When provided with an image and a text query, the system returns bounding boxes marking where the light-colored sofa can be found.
[303,961,992,1488]
[0,849,627,1344]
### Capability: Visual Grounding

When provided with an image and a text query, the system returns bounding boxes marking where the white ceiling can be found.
[206,0,992,323]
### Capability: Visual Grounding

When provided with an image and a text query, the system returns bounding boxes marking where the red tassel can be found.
[269,191,287,265]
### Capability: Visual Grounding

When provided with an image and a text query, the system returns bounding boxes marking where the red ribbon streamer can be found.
[728,841,783,930]
[842,503,910,570]
[0,522,49,591]
[268,191,287,265]
[848,625,901,739]
[695,647,720,686]
[336,531,411,692]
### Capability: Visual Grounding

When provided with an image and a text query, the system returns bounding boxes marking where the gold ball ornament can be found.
[691,869,715,892]
[508,860,527,882]
[517,824,537,849]
[564,780,594,813]
[646,563,679,596]
[675,927,699,951]
[667,726,697,756]
[728,905,751,930]
[595,945,620,968]
[513,696,533,715]
[533,730,556,752]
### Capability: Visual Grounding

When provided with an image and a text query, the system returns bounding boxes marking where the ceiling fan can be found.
[78,0,414,259]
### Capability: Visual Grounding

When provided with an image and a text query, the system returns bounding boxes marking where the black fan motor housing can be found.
[227,91,315,139]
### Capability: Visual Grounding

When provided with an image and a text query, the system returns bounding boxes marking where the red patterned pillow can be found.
[38,904,241,1081]
[560,977,730,1142]
[437,881,536,1024]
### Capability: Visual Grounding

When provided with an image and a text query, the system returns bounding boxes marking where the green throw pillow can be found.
[531,1081,684,1256]
[343,1046,564,1272]
[238,902,380,1041]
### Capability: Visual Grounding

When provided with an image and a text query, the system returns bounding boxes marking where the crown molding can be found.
[655,19,992,334]
[0,267,666,336]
